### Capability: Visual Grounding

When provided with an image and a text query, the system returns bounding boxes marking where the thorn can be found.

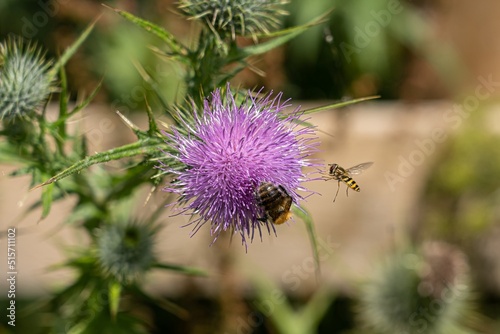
[143,185,156,206]
[30,180,50,191]
[157,120,169,130]
[101,3,117,12]
[115,110,140,132]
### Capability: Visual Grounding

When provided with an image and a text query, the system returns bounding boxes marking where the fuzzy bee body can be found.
[328,162,373,201]
[256,182,293,225]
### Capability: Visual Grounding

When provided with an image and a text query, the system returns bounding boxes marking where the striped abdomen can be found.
[340,175,360,191]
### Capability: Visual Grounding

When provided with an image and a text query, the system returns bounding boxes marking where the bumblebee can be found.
[256,182,293,225]
[328,162,373,202]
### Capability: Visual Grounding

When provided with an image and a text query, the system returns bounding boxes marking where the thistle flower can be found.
[161,85,318,248]
[358,242,476,334]
[0,37,55,120]
[96,222,156,283]
[178,0,289,40]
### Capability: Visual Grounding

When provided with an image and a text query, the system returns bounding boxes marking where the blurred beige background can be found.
[2,100,500,299]
[2,0,500,304]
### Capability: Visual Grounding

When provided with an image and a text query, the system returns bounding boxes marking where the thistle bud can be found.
[0,37,55,120]
[96,222,157,283]
[358,242,476,334]
[178,0,289,40]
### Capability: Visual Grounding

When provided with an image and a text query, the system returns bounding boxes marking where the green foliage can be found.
[284,0,438,99]
[249,268,333,334]
[420,110,500,240]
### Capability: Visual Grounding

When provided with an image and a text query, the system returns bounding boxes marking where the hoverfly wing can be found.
[345,162,373,175]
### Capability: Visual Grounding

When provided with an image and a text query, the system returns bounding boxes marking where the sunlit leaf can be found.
[153,263,208,277]
[105,5,187,56]
[233,11,331,59]
[52,81,102,128]
[49,20,96,80]
[109,281,122,319]
[41,182,54,219]
[31,138,169,189]
[301,95,380,115]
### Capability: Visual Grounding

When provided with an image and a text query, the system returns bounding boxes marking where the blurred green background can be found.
[0,0,460,105]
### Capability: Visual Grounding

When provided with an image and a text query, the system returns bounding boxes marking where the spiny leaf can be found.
[149,45,190,65]
[67,81,103,119]
[52,81,103,139]
[301,95,380,115]
[57,66,68,144]
[48,20,96,81]
[104,5,187,56]
[257,10,333,39]
[233,11,331,59]
[144,98,159,135]
[31,138,168,189]
[132,60,172,120]
[115,110,142,137]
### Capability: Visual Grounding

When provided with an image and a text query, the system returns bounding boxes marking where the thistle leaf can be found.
[49,20,96,81]
[109,281,122,319]
[153,263,208,277]
[104,5,187,56]
[31,138,168,189]
[301,95,380,115]
[57,66,68,147]
[234,11,331,59]
[41,182,54,219]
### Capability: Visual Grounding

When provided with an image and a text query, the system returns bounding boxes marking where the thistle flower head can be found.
[0,37,55,120]
[359,242,475,334]
[178,0,289,40]
[161,85,318,248]
[96,221,156,283]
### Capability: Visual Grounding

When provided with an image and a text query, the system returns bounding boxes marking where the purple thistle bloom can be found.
[162,85,318,248]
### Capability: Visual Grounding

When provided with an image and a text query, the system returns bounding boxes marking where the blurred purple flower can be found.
[162,85,318,248]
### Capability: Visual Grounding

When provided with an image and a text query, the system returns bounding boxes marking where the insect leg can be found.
[333,181,341,202]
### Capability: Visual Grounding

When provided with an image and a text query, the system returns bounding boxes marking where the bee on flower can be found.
[159,84,319,248]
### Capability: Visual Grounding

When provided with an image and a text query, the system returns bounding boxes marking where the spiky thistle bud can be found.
[358,241,477,334]
[96,221,157,283]
[178,0,289,40]
[0,37,55,120]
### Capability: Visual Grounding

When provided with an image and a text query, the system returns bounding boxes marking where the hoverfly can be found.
[327,162,373,202]
[256,182,293,225]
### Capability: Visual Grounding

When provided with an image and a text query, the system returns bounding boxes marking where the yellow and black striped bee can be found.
[328,162,373,202]
[256,182,293,225]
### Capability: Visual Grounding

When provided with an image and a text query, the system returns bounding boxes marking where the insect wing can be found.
[345,162,373,175]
